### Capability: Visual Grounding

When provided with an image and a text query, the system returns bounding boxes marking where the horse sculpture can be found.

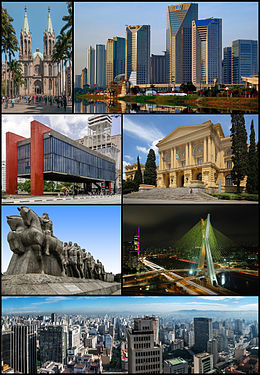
[6,207,65,276]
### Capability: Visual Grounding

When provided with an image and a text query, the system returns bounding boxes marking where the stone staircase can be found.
[124,187,218,202]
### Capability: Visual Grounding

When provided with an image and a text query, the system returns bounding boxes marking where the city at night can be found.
[123,205,258,296]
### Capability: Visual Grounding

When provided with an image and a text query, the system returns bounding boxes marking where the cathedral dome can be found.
[32,48,43,61]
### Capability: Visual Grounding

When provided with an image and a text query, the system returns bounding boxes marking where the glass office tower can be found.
[166,3,198,85]
[232,39,258,84]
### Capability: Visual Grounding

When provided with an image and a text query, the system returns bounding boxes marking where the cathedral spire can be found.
[46,7,54,34]
[22,6,30,34]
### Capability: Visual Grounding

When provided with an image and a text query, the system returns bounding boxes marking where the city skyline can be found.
[123,204,258,248]
[2,296,258,314]
[75,2,258,75]
[1,115,121,161]
[123,114,259,171]
[2,205,121,274]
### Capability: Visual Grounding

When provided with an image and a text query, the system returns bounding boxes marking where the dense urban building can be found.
[223,47,232,84]
[96,44,106,89]
[127,316,162,373]
[231,39,258,84]
[80,67,87,89]
[164,357,188,373]
[87,45,95,88]
[39,326,67,365]
[194,318,213,352]
[18,7,58,96]
[156,120,247,192]
[166,3,198,85]
[193,352,214,373]
[151,53,168,84]
[192,18,222,85]
[11,325,37,374]
[125,25,151,85]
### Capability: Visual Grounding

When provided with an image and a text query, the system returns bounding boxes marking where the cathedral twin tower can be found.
[19,7,58,97]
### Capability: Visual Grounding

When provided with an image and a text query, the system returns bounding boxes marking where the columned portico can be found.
[156,120,247,192]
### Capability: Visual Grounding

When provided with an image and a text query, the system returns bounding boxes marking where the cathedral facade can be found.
[18,7,58,96]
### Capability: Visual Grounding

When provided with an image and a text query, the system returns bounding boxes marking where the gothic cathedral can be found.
[19,7,58,96]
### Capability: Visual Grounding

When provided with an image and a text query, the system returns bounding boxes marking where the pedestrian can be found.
[5,97,9,108]
[63,96,67,111]
[11,97,15,108]
[190,188,193,194]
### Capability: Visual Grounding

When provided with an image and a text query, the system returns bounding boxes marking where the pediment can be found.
[157,121,213,146]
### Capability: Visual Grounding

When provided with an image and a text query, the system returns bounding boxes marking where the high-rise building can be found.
[51,313,58,324]
[39,326,67,365]
[207,338,218,366]
[106,39,114,86]
[127,316,163,373]
[151,53,167,84]
[193,353,213,374]
[12,325,37,374]
[113,37,125,78]
[223,47,232,84]
[87,45,95,88]
[1,330,13,368]
[125,25,151,85]
[231,39,258,84]
[234,319,243,335]
[192,18,222,85]
[164,357,188,374]
[95,44,106,89]
[80,67,87,89]
[194,318,213,352]
[166,3,198,85]
[69,326,81,349]
[2,160,6,192]
[75,74,81,88]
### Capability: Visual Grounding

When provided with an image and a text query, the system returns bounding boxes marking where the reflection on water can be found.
[74,98,254,114]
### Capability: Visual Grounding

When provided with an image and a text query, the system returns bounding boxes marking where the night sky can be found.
[123,205,259,248]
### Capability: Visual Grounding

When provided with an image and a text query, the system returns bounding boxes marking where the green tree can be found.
[122,179,138,195]
[133,156,143,187]
[230,114,248,193]
[180,82,196,93]
[19,180,31,193]
[144,149,157,186]
[246,120,258,194]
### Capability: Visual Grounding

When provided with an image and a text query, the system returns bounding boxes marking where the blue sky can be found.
[123,115,258,172]
[2,115,121,161]
[2,2,68,61]
[2,296,258,314]
[1,205,121,274]
[75,2,258,74]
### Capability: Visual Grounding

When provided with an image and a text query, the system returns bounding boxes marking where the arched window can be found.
[197,173,202,181]
[49,79,52,89]
[225,175,232,186]
[28,40,30,54]
[49,40,52,55]
[45,39,48,55]
[35,65,40,75]
[49,65,52,76]
[24,64,28,76]
[25,39,27,55]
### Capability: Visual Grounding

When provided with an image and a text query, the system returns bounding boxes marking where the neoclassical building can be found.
[156,120,246,192]
[18,7,58,96]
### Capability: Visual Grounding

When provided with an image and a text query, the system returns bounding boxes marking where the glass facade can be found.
[232,40,258,84]
[17,136,115,181]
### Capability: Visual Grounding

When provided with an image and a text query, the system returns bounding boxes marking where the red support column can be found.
[6,132,26,194]
[30,120,51,195]
[108,181,111,193]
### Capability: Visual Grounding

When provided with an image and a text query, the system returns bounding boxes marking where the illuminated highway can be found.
[139,257,219,296]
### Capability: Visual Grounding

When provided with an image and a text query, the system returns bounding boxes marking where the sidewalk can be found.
[2,99,72,114]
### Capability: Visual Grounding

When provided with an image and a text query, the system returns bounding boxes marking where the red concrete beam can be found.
[6,132,26,194]
[30,120,51,195]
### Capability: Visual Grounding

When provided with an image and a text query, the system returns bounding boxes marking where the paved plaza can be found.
[2,194,121,205]
[2,98,72,114]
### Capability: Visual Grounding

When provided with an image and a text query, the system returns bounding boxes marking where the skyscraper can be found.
[194,353,213,374]
[151,53,167,84]
[125,25,151,85]
[166,3,198,85]
[80,67,87,89]
[106,39,114,86]
[87,45,95,88]
[39,325,67,365]
[223,47,232,84]
[207,338,218,366]
[113,36,125,78]
[194,318,213,352]
[127,316,162,373]
[12,325,37,374]
[231,39,258,84]
[192,18,222,85]
[96,44,106,89]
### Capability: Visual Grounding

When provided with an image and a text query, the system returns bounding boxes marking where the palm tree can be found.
[8,59,24,96]
[1,8,18,96]
[61,2,72,39]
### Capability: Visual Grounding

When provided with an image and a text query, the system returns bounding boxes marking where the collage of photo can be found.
[1,1,259,374]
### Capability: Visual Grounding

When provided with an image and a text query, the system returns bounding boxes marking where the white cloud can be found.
[124,117,164,143]
[123,160,131,179]
[136,146,149,154]
[124,155,134,161]
[198,297,244,301]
